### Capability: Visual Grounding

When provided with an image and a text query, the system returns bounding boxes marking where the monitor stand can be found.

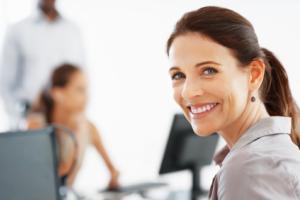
[166,166,209,200]
[191,166,208,200]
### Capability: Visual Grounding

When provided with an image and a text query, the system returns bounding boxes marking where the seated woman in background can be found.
[27,63,119,189]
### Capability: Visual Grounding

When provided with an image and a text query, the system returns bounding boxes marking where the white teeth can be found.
[190,103,217,114]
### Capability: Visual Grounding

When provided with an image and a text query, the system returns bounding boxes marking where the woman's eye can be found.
[203,67,218,75]
[171,72,185,80]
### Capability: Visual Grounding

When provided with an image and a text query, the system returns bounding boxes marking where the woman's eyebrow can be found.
[194,61,221,68]
[169,66,180,72]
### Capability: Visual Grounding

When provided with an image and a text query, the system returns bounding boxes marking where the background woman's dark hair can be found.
[32,63,81,123]
[166,6,300,148]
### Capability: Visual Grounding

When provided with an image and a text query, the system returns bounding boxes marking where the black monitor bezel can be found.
[0,127,60,200]
[159,113,219,175]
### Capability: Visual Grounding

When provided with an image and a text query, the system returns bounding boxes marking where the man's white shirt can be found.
[0,11,85,104]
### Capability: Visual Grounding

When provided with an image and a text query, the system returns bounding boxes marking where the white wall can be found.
[1,0,300,194]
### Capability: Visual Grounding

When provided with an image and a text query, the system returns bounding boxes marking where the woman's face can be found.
[54,71,88,113]
[168,33,250,136]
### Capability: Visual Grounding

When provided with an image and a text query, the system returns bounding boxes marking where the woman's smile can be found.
[188,102,219,119]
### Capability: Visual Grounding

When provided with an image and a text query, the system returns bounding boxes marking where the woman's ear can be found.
[51,88,64,103]
[248,58,265,92]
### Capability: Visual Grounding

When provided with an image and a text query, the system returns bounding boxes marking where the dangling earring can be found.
[251,96,256,102]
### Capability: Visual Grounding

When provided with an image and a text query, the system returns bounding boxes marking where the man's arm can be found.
[0,25,22,106]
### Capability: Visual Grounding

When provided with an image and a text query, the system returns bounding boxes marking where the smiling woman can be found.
[168,33,252,141]
[166,6,300,200]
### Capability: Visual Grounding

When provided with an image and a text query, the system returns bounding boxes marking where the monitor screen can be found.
[159,114,219,174]
[0,127,60,200]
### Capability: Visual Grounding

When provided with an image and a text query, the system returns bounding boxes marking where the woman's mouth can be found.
[187,102,219,119]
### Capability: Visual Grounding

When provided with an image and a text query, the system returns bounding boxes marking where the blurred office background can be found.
[0,0,299,195]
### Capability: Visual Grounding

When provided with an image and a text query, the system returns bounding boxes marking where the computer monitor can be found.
[0,127,60,200]
[159,114,219,199]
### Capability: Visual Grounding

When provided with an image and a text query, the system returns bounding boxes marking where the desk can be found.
[166,191,208,200]
[65,189,209,200]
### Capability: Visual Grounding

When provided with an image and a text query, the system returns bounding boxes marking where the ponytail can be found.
[30,89,54,123]
[261,48,300,148]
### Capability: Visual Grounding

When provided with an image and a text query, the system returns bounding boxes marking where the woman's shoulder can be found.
[218,143,300,199]
[219,135,300,185]
[26,112,47,129]
[224,133,300,164]
[87,120,98,134]
[86,120,101,141]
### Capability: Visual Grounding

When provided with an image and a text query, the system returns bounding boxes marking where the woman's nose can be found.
[181,79,204,101]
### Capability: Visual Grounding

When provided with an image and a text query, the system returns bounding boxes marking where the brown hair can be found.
[32,63,81,123]
[167,6,300,148]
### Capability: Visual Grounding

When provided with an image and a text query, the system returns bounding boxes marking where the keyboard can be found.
[101,182,167,194]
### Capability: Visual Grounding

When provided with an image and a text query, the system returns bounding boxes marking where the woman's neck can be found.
[219,100,270,149]
[51,106,80,129]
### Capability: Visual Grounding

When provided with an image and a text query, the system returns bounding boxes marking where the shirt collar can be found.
[213,116,291,166]
[213,145,230,166]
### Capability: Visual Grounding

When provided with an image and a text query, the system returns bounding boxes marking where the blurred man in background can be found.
[0,0,85,130]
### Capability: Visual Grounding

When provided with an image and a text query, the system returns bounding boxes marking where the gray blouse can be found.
[209,116,300,200]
